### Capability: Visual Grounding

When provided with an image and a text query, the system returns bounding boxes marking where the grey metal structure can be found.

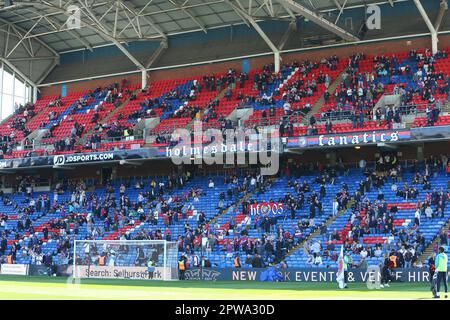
[0,0,446,92]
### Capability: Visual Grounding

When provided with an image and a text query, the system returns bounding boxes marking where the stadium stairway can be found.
[417,218,450,264]
[206,176,278,227]
[207,189,249,227]
[20,102,56,144]
[141,80,229,147]
[284,199,354,259]
[301,68,346,125]
[180,84,228,134]
[77,88,141,146]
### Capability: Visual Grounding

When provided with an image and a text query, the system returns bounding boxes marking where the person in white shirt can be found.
[108,253,116,266]
[84,243,90,255]
[208,179,215,188]
[241,215,251,228]
[350,212,356,224]
[250,177,256,191]
[283,102,291,114]
[332,198,339,216]
[425,206,433,219]
[360,248,368,259]
[374,247,383,257]
[359,159,366,171]
[311,241,321,254]
[310,253,322,266]
[414,209,421,226]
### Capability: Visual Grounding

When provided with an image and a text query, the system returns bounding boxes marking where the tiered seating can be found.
[210,175,344,268]
[2,174,241,265]
[292,120,389,136]
[413,115,450,127]
[97,139,145,151]
[0,95,58,144]
[149,78,217,134]
[0,163,449,269]
[39,90,116,146]
[287,170,450,268]
[0,48,448,160]
[110,80,184,128]
[243,66,301,127]
[315,55,375,118]
[27,92,87,132]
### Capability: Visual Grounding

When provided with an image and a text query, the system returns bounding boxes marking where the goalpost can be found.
[72,240,179,281]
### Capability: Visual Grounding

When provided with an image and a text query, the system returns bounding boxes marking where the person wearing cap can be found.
[434,246,448,298]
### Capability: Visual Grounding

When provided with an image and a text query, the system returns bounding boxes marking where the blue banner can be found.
[242,59,250,73]
[61,84,67,97]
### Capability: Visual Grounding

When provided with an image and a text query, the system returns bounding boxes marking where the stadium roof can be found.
[0,0,446,86]
[0,0,407,53]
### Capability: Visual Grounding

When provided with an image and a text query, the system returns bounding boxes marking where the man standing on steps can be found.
[434,246,448,299]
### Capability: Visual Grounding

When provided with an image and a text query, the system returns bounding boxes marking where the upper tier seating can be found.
[0,48,448,159]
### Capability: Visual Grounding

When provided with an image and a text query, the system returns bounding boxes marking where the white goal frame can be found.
[72,239,178,281]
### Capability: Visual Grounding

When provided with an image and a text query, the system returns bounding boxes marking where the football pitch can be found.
[0,275,440,300]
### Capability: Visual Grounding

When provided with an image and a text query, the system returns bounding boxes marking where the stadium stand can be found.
[0,153,448,273]
[1,47,448,159]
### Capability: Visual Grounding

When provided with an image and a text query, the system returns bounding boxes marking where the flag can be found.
[336,245,345,289]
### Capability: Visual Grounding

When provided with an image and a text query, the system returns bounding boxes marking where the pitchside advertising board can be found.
[74,265,173,280]
[183,268,445,283]
[0,264,29,275]
[22,265,448,283]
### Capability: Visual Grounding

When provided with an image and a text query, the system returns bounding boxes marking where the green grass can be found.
[0,275,440,300]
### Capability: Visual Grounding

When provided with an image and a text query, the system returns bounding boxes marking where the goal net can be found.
[72,240,179,281]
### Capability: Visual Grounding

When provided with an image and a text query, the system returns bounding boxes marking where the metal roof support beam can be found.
[278,19,296,51]
[8,56,57,61]
[75,3,145,70]
[35,58,58,85]
[413,0,438,54]
[41,14,94,52]
[0,17,59,58]
[435,0,448,32]
[6,17,41,58]
[227,1,280,72]
[278,0,297,20]
[335,0,348,24]
[168,0,207,33]
[38,0,150,88]
[332,0,342,10]
[145,39,168,69]
[118,0,167,40]
[277,0,359,42]
[16,5,94,52]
